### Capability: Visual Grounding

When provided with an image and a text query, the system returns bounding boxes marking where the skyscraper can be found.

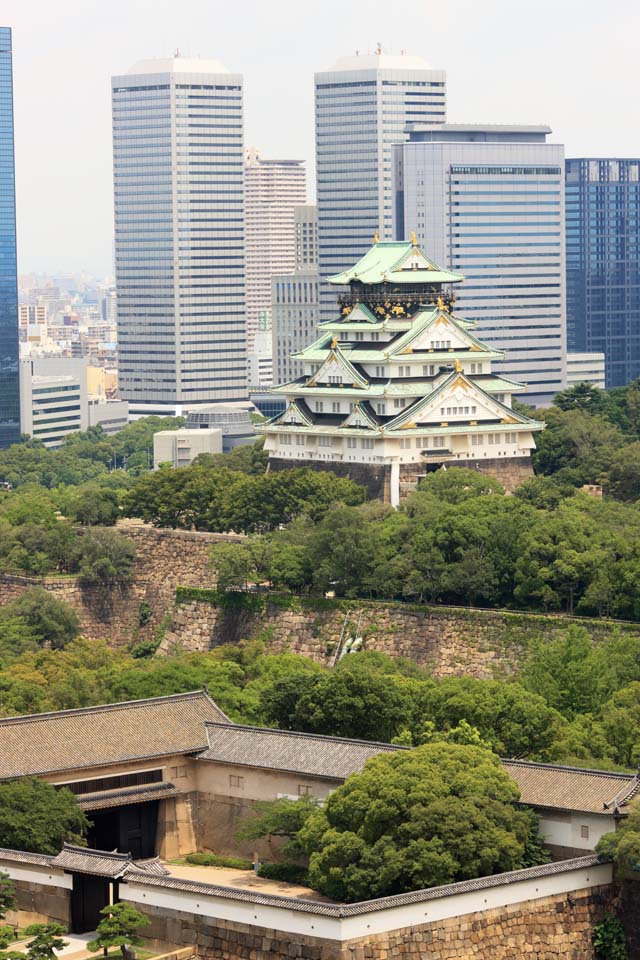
[314,50,446,321]
[565,158,640,387]
[244,148,307,351]
[395,124,567,405]
[272,205,319,385]
[0,27,20,447]
[111,55,246,415]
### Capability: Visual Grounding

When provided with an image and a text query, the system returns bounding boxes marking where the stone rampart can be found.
[160,592,640,678]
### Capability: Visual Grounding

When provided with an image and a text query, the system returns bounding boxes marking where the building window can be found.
[229,775,244,789]
[298,784,313,796]
[315,401,324,413]
[472,435,484,446]
[433,436,445,448]
[360,438,374,449]
[399,438,411,449]
[295,435,305,446]
[347,437,357,448]
[318,436,332,447]
[375,366,385,377]
[332,402,341,413]
[580,825,590,839]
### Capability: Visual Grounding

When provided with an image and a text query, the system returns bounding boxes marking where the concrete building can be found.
[87,398,130,436]
[566,158,640,387]
[394,124,567,405]
[566,352,606,389]
[272,271,320,385]
[18,304,47,333]
[111,54,247,416]
[244,149,307,349]
[261,240,544,505]
[185,403,255,452]
[248,325,273,388]
[153,427,222,468]
[314,50,446,322]
[272,206,320,385]
[294,205,318,270]
[20,357,88,448]
[0,27,20,448]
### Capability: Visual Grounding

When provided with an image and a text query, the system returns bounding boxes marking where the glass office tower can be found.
[566,158,640,388]
[0,27,20,447]
[395,125,567,405]
[314,52,446,321]
[111,56,247,414]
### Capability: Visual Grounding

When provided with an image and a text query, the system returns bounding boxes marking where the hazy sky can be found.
[5,0,639,277]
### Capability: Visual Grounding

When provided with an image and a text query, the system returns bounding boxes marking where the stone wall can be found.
[6,879,71,929]
[129,884,615,960]
[0,524,241,649]
[160,594,640,678]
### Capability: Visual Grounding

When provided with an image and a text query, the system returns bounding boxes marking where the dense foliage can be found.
[0,779,88,854]
[293,744,540,901]
[88,903,150,959]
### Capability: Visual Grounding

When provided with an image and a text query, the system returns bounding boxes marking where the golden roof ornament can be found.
[330,335,339,349]
[410,230,418,246]
[454,358,463,373]
[373,231,380,244]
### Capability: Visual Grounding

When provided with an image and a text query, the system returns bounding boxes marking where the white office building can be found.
[20,357,88,448]
[244,149,307,350]
[294,205,318,270]
[111,55,247,415]
[314,50,446,322]
[153,427,222,469]
[271,271,320,385]
[394,124,567,405]
[566,352,606,390]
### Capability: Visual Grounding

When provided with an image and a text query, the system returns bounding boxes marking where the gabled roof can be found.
[50,843,171,878]
[275,399,314,427]
[308,342,369,389]
[503,760,640,816]
[0,690,230,780]
[198,723,400,781]
[341,401,380,430]
[328,241,463,286]
[389,307,498,358]
[77,781,182,812]
[384,370,541,432]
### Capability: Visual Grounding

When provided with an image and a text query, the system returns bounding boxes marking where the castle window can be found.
[318,436,332,447]
[376,403,385,414]
[280,434,292,445]
[416,438,424,448]
[229,775,244,789]
[298,784,313,796]
[433,436,445,448]
[295,435,305,446]
[399,438,411,449]
[360,438,374,449]
[394,399,407,409]
[332,402,341,413]
[375,366,385,377]
[472,435,484,446]
[580,825,590,839]
[347,438,357,448]
[328,375,340,384]
[315,401,324,413]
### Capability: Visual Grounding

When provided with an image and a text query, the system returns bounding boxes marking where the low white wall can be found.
[0,861,72,890]
[121,858,613,943]
[539,812,613,853]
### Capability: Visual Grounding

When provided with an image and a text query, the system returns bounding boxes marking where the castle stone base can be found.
[268,456,534,502]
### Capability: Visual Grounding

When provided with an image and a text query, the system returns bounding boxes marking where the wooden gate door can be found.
[70,874,110,933]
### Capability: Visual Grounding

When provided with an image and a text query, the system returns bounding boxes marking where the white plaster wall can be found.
[538,812,614,852]
[195,761,336,804]
[121,861,613,942]
[0,863,72,890]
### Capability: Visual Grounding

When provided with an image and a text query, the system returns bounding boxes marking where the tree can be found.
[553,382,609,414]
[297,743,536,901]
[88,903,150,959]
[26,925,67,960]
[74,529,136,584]
[6,589,80,650]
[597,800,640,880]
[61,485,121,526]
[417,467,504,504]
[0,873,15,921]
[236,796,319,862]
[0,778,88,854]
[260,669,411,742]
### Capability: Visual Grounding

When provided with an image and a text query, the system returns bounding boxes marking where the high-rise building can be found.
[314,51,446,321]
[111,55,247,416]
[260,239,543,505]
[272,205,319,384]
[565,158,640,387]
[394,124,567,405]
[294,205,318,270]
[244,149,307,351]
[0,27,20,447]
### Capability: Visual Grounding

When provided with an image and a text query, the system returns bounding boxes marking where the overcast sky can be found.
[5,0,639,277]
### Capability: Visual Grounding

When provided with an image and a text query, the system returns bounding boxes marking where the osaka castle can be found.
[259,239,544,505]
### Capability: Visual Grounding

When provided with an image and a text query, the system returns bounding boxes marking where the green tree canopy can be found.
[298,743,539,901]
[89,903,150,959]
[0,778,88,854]
[5,589,80,650]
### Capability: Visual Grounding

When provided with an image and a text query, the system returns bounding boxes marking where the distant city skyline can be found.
[3,0,639,275]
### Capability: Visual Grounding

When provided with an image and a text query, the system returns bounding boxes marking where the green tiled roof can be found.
[328,241,464,286]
